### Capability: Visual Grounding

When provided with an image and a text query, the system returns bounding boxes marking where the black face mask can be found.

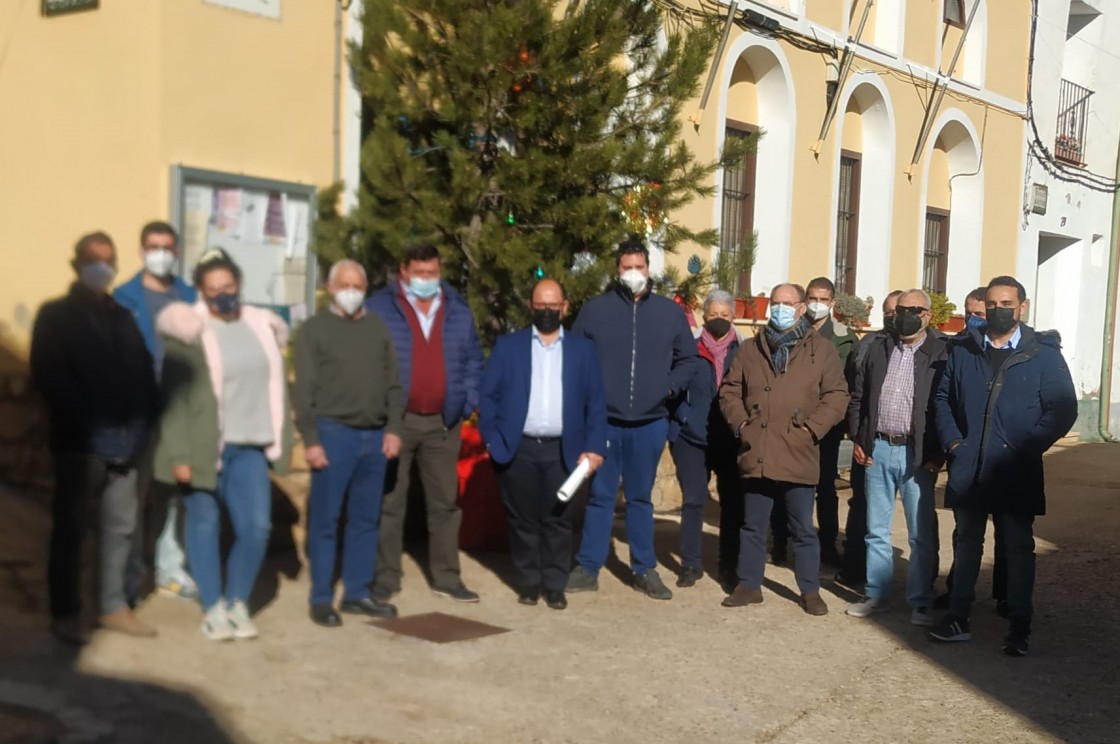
[986,306,1019,336]
[705,317,732,339]
[531,308,562,334]
[882,315,896,334]
[894,313,924,339]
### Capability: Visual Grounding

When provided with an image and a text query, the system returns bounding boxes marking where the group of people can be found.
[31,227,1077,658]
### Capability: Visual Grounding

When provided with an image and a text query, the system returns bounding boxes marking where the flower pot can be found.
[938,315,966,334]
[735,296,768,320]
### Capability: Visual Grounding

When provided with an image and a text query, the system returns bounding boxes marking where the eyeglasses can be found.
[895,305,928,316]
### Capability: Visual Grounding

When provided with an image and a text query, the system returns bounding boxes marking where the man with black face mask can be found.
[845,289,947,627]
[930,276,1077,657]
[479,279,608,610]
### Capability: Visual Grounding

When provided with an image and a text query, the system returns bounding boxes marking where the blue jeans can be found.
[576,418,668,575]
[738,479,820,595]
[184,444,272,611]
[154,499,190,586]
[864,439,938,607]
[670,438,709,571]
[307,419,388,606]
[950,509,1035,635]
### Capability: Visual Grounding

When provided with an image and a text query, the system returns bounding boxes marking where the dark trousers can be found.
[770,428,842,553]
[495,437,572,592]
[670,438,707,571]
[949,509,1035,635]
[841,462,868,579]
[50,453,139,619]
[307,419,388,606]
[375,413,463,591]
[945,518,1007,600]
[738,479,820,595]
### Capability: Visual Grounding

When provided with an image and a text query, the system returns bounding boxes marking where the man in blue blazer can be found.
[480,279,608,610]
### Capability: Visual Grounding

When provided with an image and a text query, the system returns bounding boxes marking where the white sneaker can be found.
[910,607,935,627]
[201,604,235,642]
[226,600,259,640]
[846,596,889,618]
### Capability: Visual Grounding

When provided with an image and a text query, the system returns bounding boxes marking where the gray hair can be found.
[702,289,735,315]
[771,282,807,303]
[327,259,368,285]
[900,288,932,308]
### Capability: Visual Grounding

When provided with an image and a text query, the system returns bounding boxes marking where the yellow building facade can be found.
[0,0,348,370]
[669,0,1030,326]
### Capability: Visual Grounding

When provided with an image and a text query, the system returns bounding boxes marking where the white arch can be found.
[916,108,984,307]
[713,35,797,294]
[826,73,897,327]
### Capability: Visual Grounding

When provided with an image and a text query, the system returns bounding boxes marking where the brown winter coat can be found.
[719,329,850,485]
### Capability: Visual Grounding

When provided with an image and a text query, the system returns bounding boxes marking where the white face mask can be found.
[143,248,177,278]
[333,288,365,316]
[620,268,648,296]
[806,301,831,321]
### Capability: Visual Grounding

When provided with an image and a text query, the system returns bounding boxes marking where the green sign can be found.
[42,0,99,16]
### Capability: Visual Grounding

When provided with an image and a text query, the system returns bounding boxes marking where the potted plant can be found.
[834,292,872,327]
[716,233,765,319]
[928,290,961,332]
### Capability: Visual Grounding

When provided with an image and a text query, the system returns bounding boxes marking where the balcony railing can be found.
[1055,79,1093,166]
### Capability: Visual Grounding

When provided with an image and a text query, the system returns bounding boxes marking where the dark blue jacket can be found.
[934,323,1077,515]
[572,284,699,424]
[669,334,738,448]
[366,280,484,428]
[479,328,609,472]
[113,271,197,364]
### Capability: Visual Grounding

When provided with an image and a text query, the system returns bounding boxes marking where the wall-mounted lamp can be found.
[825,58,840,108]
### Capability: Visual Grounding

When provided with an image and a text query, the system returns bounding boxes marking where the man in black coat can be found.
[30,232,159,644]
[929,276,1077,656]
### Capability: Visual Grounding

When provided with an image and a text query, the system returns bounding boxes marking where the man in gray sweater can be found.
[293,260,404,627]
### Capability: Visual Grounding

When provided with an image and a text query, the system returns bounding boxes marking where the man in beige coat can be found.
[719,283,849,615]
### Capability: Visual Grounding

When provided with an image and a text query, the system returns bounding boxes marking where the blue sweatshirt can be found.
[572,283,699,423]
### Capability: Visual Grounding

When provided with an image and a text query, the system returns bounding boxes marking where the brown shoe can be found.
[51,616,90,646]
[99,608,158,638]
[800,592,829,616]
[721,585,764,607]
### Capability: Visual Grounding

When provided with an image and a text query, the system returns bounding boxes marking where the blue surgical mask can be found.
[79,261,117,293]
[208,292,240,316]
[769,304,797,332]
[408,276,440,300]
[966,314,987,332]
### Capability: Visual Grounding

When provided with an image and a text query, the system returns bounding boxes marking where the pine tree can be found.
[318,0,751,343]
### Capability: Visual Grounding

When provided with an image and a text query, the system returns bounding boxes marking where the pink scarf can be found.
[700,328,736,387]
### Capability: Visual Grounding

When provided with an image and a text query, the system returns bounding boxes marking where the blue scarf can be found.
[764,316,811,374]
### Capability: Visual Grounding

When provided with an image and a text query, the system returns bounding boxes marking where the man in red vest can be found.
[366,244,485,602]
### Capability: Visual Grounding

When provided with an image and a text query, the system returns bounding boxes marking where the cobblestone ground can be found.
[0,439,1116,744]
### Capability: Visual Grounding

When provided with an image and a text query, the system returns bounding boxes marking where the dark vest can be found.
[400,288,447,415]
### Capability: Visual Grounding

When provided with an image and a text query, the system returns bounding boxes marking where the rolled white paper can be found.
[557,457,593,502]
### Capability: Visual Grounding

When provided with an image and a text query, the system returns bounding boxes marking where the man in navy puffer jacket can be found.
[929,276,1076,657]
[566,238,700,600]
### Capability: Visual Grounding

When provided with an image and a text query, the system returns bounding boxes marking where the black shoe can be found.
[676,567,704,588]
[834,568,866,588]
[771,544,788,566]
[928,615,972,643]
[310,604,343,627]
[565,565,599,593]
[518,587,541,606]
[432,583,480,603]
[340,597,398,618]
[634,569,672,600]
[721,585,764,607]
[371,585,399,602]
[544,590,567,610]
[996,599,1010,618]
[717,566,739,594]
[932,592,951,610]
[1002,631,1029,657]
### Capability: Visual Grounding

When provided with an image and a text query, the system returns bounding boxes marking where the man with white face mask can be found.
[845,288,946,627]
[566,237,700,600]
[31,232,159,644]
[294,259,404,626]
